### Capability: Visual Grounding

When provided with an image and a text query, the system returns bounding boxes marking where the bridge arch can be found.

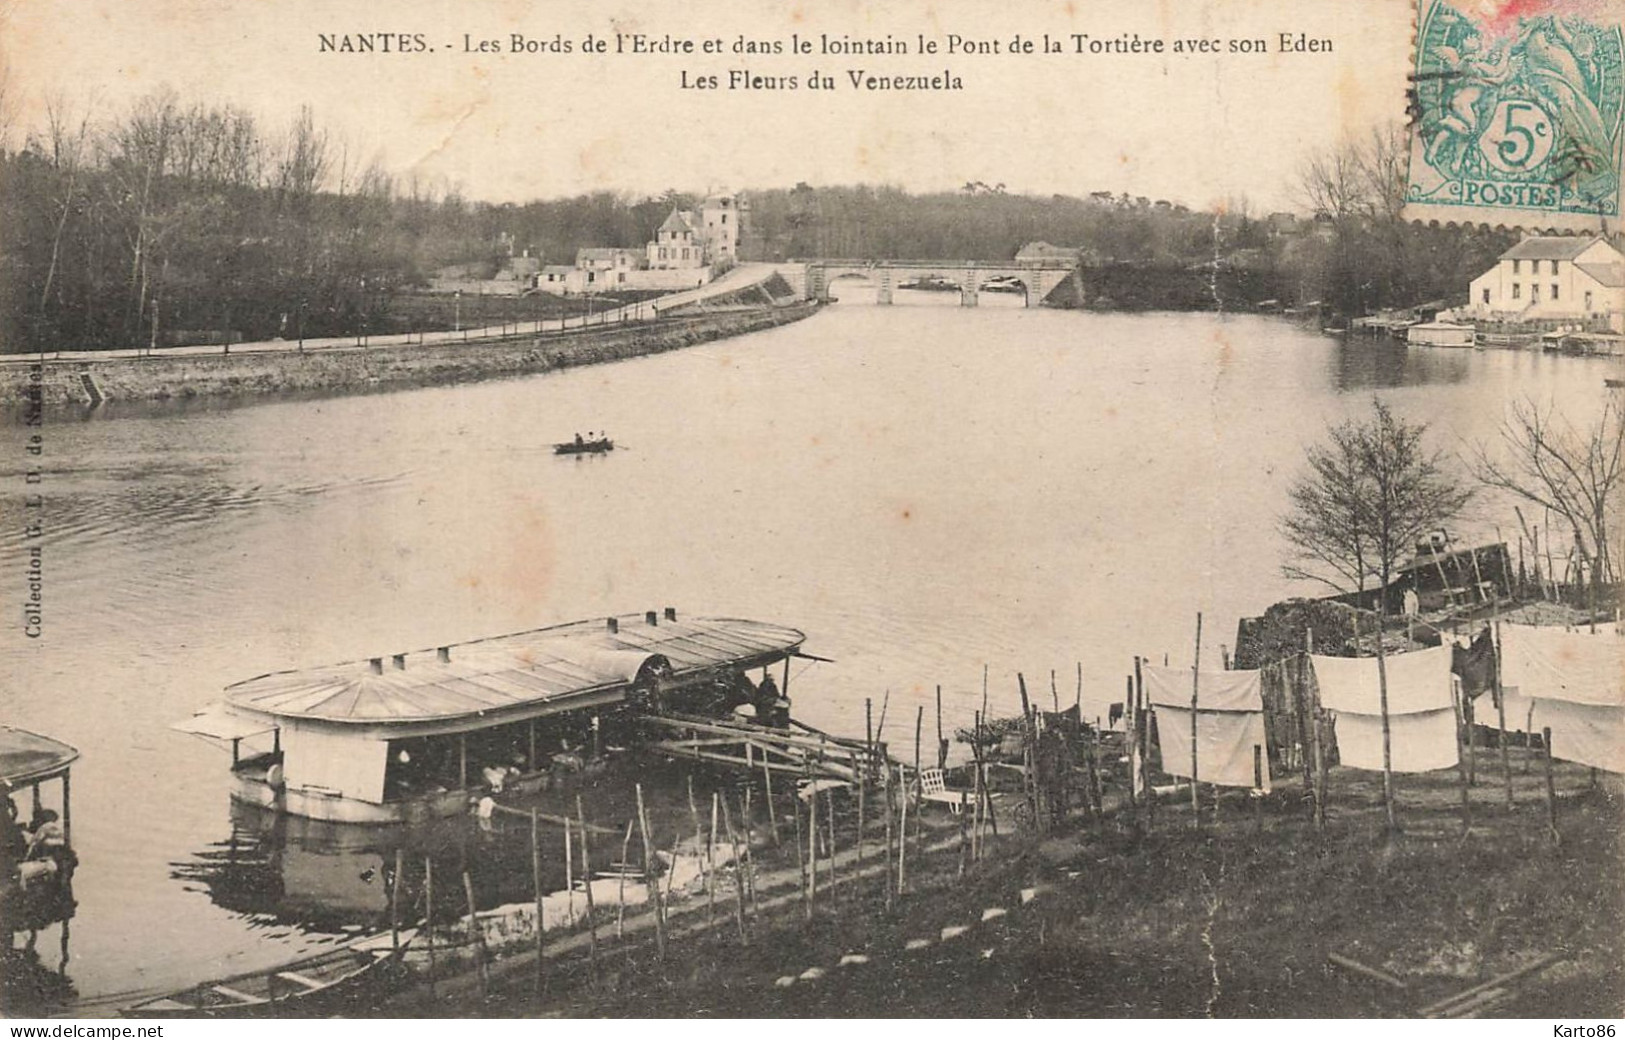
[802,258,1078,308]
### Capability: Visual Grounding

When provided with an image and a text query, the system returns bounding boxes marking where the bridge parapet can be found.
[801,256,1080,307]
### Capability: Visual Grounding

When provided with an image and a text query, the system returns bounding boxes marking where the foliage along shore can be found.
[2,302,819,408]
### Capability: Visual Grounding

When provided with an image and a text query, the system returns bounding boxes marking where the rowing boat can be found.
[121,930,414,1017]
[554,437,614,455]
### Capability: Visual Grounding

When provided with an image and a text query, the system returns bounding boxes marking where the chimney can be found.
[369,657,383,674]
[606,617,619,634]
[646,610,659,626]
[664,607,677,622]
[392,653,407,670]
[437,646,451,664]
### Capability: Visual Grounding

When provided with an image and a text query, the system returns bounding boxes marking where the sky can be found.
[0,0,1419,211]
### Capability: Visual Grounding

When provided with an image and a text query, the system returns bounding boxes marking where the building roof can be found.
[212,614,806,729]
[1501,236,1604,261]
[659,209,695,234]
[0,726,78,786]
[1575,262,1624,288]
[576,247,634,262]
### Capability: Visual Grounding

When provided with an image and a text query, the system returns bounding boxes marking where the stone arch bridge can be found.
[794,258,1081,307]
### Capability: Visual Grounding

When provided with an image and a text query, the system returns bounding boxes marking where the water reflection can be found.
[1326,335,1470,391]
[173,760,763,938]
[1,940,77,1016]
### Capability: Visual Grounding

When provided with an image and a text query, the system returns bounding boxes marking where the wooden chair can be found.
[917,767,966,814]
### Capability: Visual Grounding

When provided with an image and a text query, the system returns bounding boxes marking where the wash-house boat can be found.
[174,611,807,824]
[1,726,79,938]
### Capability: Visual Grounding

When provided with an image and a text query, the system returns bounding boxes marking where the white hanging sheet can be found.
[1152,705,1272,791]
[1143,665,1263,712]
[1498,624,1625,707]
[1532,699,1625,773]
[1309,645,1454,715]
[1331,706,1459,774]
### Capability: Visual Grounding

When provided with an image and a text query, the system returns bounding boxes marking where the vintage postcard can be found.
[1,0,1621,1024]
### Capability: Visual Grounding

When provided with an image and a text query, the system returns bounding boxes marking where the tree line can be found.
[0,88,1519,352]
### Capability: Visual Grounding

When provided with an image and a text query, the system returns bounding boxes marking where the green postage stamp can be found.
[1405,0,1623,229]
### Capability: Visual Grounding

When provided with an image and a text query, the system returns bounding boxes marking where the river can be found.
[0,298,1613,1008]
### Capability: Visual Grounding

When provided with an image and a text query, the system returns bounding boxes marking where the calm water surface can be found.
[0,300,1614,1006]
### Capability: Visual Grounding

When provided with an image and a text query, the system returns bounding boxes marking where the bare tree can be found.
[1474,397,1624,588]
[1280,399,1472,830]
[37,92,93,319]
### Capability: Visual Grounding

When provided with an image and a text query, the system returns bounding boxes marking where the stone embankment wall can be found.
[5,302,819,407]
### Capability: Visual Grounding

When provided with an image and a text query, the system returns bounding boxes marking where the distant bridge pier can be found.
[960,268,979,307]
[876,268,893,305]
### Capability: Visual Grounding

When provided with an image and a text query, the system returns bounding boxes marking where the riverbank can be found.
[359,750,1620,1018]
[2,301,819,407]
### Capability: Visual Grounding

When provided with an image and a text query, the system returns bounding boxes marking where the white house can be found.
[648,210,706,270]
[695,194,740,262]
[647,194,741,271]
[1467,236,1624,333]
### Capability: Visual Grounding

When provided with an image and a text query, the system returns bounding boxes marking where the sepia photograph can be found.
[1,0,1621,1022]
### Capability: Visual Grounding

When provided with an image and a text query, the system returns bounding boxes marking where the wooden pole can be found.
[883,753,895,911]
[913,705,924,855]
[823,783,839,905]
[563,815,574,922]
[1191,612,1203,827]
[744,793,760,916]
[762,754,780,845]
[852,750,867,870]
[531,809,545,995]
[742,788,760,917]
[686,778,708,927]
[1494,621,1513,810]
[1294,652,1315,793]
[958,788,970,874]
[970,710,985,858]
[1128,664,1141,814]
[792,782,809,919]
[462,867,487,998]
[981,664,989,734]
[807,772,820,913]
[391,847,403,954]
[576,795,599,981]
[424,856,436,996]
[866,697,873,752]
[635,783,666,959]
[936,685,946,770]
[1308,629,1325,833]
[720,796,748,943]
[1542,726,1558,843]
[1017,673,1039,829]
[1525,704,1536,775]
[1252,745,1263,831]
[1050,669,1060,713]
[1453,687,1472,837]
[616,820,633,941]
[896,762,910,896]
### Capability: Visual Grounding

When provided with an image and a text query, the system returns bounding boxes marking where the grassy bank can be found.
[4,302,819,407]
[391,750,1621,1018]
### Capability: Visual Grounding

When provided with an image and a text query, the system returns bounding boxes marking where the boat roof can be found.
[0,726,79,787]
[219,614,805,728]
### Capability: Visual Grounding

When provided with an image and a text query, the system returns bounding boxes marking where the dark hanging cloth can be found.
[1452,626,1497,699]
[1108,702,1125,728]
